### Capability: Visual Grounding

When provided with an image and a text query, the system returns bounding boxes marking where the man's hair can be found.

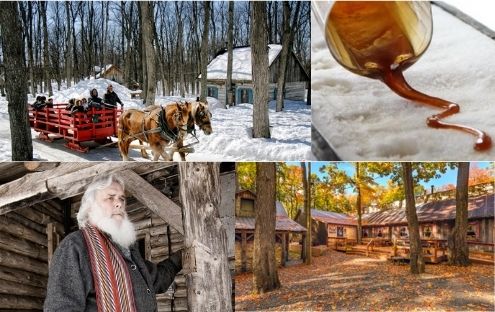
[77,174,126,228]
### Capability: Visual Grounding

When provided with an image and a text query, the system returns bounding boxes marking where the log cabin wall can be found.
[0,201,64,311]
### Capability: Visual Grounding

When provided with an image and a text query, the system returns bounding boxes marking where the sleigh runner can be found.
[28,103,122,153]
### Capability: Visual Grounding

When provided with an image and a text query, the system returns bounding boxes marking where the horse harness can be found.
[140,103,186,143]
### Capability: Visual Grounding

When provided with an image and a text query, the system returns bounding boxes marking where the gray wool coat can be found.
[44,230,182,312]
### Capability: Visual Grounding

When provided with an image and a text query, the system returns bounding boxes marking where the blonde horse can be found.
[118,102,191,161]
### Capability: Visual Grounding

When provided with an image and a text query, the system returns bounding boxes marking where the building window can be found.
[423,225,432,238]
[362,228,369,238]
[236,87,253,104]
[399,227,408,238]
[377,229,383,238]
[337,226,344,238]
[207,86,219,98]
[467,222,479,241]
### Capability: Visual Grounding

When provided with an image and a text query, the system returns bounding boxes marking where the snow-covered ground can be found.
[312,5,495,160]
[0,78,311,161]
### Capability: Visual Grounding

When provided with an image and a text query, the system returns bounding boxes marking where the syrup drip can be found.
[382,69,492,151]
[325,1,492,151]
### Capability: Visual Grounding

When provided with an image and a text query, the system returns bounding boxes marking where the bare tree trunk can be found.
[225,1,234,108]
[139,1,156,106]
[276,2,301,112]
[251,1,270,138]
[301,162,312,265]
[253,162,280,294]
[179,163,232,312]
[40,2,52,96]
[199,2,210,102]
[175,2,185,97]
[356,162,363,244]
[448,162,470,265]
[65,2,72,88]
[0,1,33,160]
[402,162,425,274]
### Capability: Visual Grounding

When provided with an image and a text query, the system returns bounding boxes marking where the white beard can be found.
[88,205,137,249]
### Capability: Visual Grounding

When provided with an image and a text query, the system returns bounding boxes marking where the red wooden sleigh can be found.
[28,103,122,153]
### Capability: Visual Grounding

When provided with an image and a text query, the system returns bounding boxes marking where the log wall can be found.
[0,202,64,311]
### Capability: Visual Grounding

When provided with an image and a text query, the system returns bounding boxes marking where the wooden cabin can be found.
[319,184,494,263]
[201,45,310,106]
[0,162,234,311]
[95,64,124,84]
[235,190,307,273]
[296,209,357,248]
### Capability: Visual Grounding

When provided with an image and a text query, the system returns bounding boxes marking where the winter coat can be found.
[104,91,123,107]
[44,230,182,312]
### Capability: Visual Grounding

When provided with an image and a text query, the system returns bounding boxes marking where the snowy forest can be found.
[0,1,310,99]
[0,1,311,161]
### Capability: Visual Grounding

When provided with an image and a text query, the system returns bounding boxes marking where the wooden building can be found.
[95,64,124,84]
[0,162,234,311]
[296,209,357,248]
[201,45,310,106]
[361,193,494,252]
[235,190,307,273]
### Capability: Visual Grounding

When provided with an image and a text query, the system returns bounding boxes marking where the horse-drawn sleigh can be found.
[28,98,212,160]
[28,103,121,153]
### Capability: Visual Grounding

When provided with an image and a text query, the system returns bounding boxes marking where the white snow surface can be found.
[0,78,311,161]
[202,44,282,80]
[312,5,495,160]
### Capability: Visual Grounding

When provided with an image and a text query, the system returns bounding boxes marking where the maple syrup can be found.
[324,1,491,151]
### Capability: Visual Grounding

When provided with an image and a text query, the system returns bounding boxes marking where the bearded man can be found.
[44,174,182,311]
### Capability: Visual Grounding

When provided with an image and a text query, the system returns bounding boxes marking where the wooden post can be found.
[46,222,55,266]
[301,233,306,261]
[281,233,286,267]
[179,163,232,312]
[285,233,290,262]
[241,230,247,272]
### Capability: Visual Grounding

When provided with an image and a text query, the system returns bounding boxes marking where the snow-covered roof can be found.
[201,44,283,81]
[95,64,120,78]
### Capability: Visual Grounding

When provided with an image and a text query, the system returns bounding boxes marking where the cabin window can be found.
[423,225,433,238]
[377,229,383,238]
[337,226,344,237]
[362,228,369,238]
[240,198,254,216]
[236,87,253,104]
[467,222,479,241]
[399,227,408,238]
[207,86,219,98]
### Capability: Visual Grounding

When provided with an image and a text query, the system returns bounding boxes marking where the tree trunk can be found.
[179,163,232,312]
[253,162,280,294]
[0,1,33,161]
[301,162,312,265]
[65,2,72,88]
[356,163,362,244]
[175,2,185,97]
[225,1,234,108]
[139,1,156,106]
[40,2,52,96]
[275,2,290,112]
[402,162,425,274]
[199,2,210,102]
[251,1,270,138]
[448,162,470,265]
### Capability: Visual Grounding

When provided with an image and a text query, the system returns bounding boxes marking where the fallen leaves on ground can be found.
[235,249,494,311]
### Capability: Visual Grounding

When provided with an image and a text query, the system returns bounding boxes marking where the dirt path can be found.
[235,249,494,311]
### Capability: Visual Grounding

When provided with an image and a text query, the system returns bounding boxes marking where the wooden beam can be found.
[179,163,232,312]
[0,249,48,276]
[0,231,48,262]
[0,217,47,247]
[0,279,46,298]
[23,161,60,172]
[0,266,47,288]
[117,170,184,235]
[0,163,169,215]
[281,232,287,267]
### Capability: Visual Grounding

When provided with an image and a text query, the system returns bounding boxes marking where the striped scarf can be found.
[82,224,137,312]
